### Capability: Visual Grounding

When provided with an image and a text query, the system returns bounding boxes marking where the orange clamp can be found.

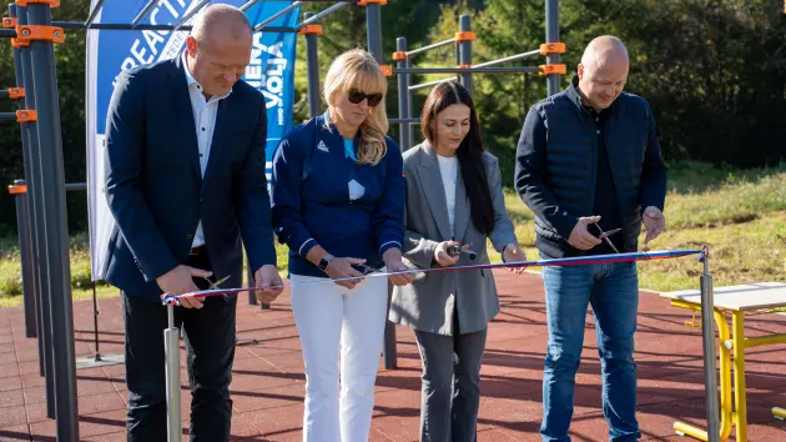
[16,109,36,122]
[15,25,65,44]
[358,0,387,5]
[539,64,567,76]
[11,38,29,48]
[15,0,60,7]
[9,88,25,99]
[455,31,477,42]
[380,65,393,77]
[8,184,27,195]
[298,24,322,35]
[392,51,407,61]
[540,42,566,55]
[457,64,472,69]
[2,17,17,29]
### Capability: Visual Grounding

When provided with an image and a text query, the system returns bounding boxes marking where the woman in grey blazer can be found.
[390,81,527,442]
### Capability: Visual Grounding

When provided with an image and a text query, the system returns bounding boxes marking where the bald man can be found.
[103,5,283,441]
[515,36,667,441]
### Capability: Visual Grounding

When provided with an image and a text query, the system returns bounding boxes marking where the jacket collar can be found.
[566,75,616,118]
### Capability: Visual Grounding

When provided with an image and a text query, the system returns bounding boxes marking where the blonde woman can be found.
[271,48,414,442]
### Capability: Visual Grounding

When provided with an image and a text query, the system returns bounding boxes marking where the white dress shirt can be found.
[437,154,459,237]
[182,51,232,248]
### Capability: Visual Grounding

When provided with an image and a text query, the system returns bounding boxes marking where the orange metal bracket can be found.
[379,65,393,77]
[9,88,25,99]
[16,110,36,123]
[540,42,566,55]
[8,184,27,195]
[358,0,387,5]
[539,64,567,76]
[16,0,60,7]
[298,24,322,35]
[2,17,17,29]
[457,64,472,69]
[10,38,29,48]
[392,51,407,61]
[455,31,476,42]
[15,25,65,44]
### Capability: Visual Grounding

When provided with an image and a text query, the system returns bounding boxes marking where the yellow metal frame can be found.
[669,300,786,442]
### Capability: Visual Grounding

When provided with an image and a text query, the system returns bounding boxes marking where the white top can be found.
[437,154,459,237]
[659,282,786,311]
[182,52,232,248]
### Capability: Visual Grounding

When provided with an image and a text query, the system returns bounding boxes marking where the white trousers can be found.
[290,272,388,442]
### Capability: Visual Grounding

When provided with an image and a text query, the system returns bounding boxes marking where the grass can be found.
[1,162,785,307]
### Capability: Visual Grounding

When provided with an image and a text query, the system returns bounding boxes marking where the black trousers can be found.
[122,247,237,442]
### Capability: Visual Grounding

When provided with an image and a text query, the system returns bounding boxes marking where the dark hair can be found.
[421,81,494,235]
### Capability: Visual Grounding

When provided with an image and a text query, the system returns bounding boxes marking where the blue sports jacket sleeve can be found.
[271,131,318,258]
[238,95,277,273]
[104,69,180,282]
[514,106,580,239]
[372,138,405,256]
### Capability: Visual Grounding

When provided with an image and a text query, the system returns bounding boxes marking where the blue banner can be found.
[86,0,301,279]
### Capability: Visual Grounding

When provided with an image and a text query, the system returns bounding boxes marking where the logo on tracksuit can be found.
[317,140,329,153]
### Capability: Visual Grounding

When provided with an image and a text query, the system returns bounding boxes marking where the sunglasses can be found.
[347,89,383,107]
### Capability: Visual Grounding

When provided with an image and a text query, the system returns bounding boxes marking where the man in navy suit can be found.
[102,5,283,441]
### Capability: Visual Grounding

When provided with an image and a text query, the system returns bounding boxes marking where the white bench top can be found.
[659,282,786,311]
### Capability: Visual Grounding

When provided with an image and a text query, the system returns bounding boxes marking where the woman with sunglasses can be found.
[271,48,414,442]
[389,81,527,442]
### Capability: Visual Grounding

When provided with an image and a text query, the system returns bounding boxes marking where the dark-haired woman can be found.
[389,81,526,442]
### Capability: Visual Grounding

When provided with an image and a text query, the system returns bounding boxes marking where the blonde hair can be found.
[323,48,389,165]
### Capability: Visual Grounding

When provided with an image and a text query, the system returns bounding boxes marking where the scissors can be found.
[595,224,622,253]
[203,274,231,291]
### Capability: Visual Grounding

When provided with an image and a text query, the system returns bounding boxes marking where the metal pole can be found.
[405,37,454,56]
[545,0,561,96]
[409,77,453,91]
[473,49,542,68]
[295,1,349,29]
[254,1,302,32]
[304,12,321,118]
[394,66,541,75]
[700,248,721,442]
[406,55,414,147]
[27,3,79,439]
[91,280,101,361]
[396,37,411,151]
[458,14,472,96]
[363,1,397,370]
[130,0,159,29]
[10,4,37,341]
[172,0,211,32]
[12,181,37,339]
[17,4,54,418]
[164,304,182,442]
[364,1,383,62]
[84,0,106,27]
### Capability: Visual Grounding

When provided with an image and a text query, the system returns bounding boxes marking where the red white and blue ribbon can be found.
[161,249,703,305]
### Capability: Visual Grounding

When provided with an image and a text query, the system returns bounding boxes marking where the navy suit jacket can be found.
[102,56,277,302]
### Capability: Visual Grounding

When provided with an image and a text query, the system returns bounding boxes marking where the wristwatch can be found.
[318,254,334,272]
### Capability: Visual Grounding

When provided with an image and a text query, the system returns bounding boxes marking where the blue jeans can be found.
[540,261,641,442]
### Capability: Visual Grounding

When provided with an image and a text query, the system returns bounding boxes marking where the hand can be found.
[502,243,527,274]
[325,257,365,290]
[156,265,212,309]
[568,216,603,251]
[434,241,460,267]
[254,265,284,304]
[383,248,414,286]
[642,206,666,244]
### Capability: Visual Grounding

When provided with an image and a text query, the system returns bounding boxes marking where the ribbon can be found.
[161,249,702,305]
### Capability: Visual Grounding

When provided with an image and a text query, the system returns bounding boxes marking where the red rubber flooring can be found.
[0,271,784,441]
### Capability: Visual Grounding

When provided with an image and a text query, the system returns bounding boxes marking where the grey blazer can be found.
[389,142,518,336]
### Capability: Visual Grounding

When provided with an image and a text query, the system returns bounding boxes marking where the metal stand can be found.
[699,247,721,442]
[75,280,124,369]
[545,0,561,96]
[164,302,182,442]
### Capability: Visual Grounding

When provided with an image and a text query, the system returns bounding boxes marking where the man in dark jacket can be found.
[103,5,283,441]
[514,36,667,442]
